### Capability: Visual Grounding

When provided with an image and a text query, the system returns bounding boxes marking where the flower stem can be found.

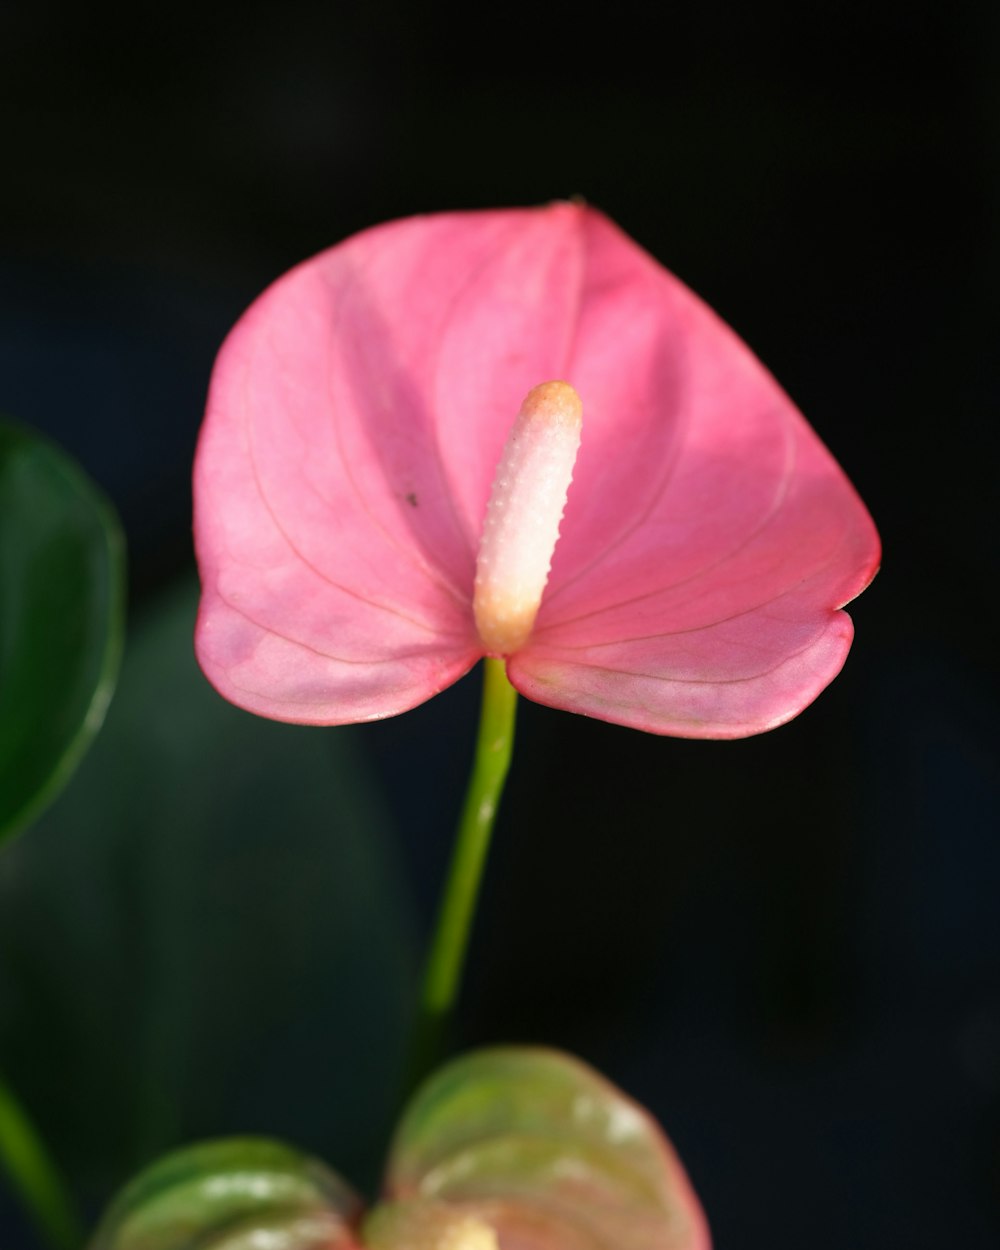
[0,1070,82,1250]
[407,657,518,1088]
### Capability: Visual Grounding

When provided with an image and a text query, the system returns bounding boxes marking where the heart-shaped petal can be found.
[375,1047,710,1250]
[87,1138,363,1250]
[195,205,878,736]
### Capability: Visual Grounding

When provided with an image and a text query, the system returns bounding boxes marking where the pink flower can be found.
[194,204,879,737]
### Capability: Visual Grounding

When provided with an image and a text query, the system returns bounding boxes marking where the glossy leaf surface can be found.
[0,421,124,844]
[88,1137,362,1250]
[377,1047,711,1250]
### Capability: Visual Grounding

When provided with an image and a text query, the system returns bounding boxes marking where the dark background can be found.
[1,1,998,1247]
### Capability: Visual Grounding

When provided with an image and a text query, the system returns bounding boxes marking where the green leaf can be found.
[89,1137,362,1250]
[371,1047,710,1250]
[0,579,417,1204]
[0,421,125,846]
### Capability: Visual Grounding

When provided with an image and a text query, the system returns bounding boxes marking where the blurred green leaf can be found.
[0,421,125,846]
[0,580,417,1211]
[89,1137,362,1250]
[371,1047,710,1250]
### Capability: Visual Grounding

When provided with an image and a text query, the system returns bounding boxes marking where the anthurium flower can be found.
[368,1046,709,1250]
[88,1048,709,1250]
[194,204,879,737]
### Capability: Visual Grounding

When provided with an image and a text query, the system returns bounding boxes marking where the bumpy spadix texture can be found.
[194,204,880,736]
[474,381,582,654]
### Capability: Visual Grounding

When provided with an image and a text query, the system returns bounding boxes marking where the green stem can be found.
[407,657,518,1087]
[0,1070,82,1250]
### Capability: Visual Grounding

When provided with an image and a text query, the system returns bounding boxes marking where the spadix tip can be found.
[520,380,582,429]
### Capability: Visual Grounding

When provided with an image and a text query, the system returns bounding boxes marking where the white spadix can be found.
[473,380,582,654]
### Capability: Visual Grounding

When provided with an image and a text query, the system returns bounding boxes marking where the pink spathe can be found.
[194,204,879,737]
